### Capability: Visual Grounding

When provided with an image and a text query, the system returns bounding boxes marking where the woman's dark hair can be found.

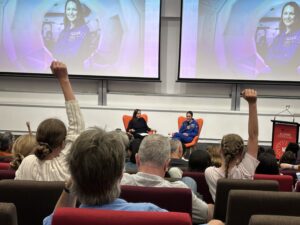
[64,0,85,29]
[132,109,141,119]
[0,131,14,152]
[186,111,193,117]
[279,2,300,33]
[34,118,67,160]
[188,150,212,172]
[256,152,279,175]
[280,151,296,164]
[285,142,299,156]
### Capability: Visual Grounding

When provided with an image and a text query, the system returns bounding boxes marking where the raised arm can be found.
[50,61,75,101]
[50,61,85,142]
[242,89,258,158]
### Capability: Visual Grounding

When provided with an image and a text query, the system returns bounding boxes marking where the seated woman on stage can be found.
[172,111,199,144]
[126,109,151,139]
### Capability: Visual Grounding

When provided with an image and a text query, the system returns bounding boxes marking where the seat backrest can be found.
[226,190,300,225]
[122,114,148,130]
[0,170,15,180]
[182,171,213,204]
[253,174,293,191]
[295,181,300,192]
[280,169,297,185]
[0,163,11,170]
[213,178,279,222]
[0,202,18,225]
[249,215,300,225]
[120,185,192,215]
[52,208,192,225]
[0,179,64,225]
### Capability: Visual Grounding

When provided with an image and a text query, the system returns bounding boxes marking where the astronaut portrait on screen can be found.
[42,0,99,70]
[257,1,300,75]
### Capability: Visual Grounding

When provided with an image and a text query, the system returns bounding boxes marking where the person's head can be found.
[64,0,85,28]
[0,131,14,152]
[136,134,171,172]
[280,151,296,164]
[68,127,125,205]
[285,142,299,156]
[188,150,212,172]
[186,111,193,122]
[132,109,141,119]
[170,139,183,158]
[280,2,300,33]
[255,152,279,175]
[10,134,38,170]
[220,134,245,178]
[207,145,222,168]
[34,118,67,160]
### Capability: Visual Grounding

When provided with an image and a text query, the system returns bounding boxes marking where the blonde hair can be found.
[207,145,222,168]
[10,134,38,170]
[221,134,244,178]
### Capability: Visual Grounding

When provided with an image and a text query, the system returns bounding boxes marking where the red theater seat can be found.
[182,171,213,204]
[52,208,192,225]
[120,185,192,215]
[0,163,10,170]
[254,174,293,192]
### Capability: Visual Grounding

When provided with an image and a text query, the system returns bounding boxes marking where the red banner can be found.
[272,123,298,159]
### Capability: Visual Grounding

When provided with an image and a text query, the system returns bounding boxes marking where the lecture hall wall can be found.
[0,0,300,145]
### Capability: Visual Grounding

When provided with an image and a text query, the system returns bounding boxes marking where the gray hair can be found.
[108,130,129,150]
[138,134,171,167]
[170,139,182,154]
[67,127,125,205]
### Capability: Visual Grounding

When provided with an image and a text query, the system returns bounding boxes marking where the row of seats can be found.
[0,162,296,199]
[1,178,300,225]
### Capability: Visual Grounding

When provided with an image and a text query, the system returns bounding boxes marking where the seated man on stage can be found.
[172,111,199,144]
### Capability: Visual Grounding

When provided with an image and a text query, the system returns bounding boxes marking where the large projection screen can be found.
[179,0,300,83]
[0,0,161,79]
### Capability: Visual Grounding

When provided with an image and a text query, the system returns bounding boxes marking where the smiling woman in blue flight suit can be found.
[172,111,199,143]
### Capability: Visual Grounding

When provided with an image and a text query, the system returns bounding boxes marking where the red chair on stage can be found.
[52,208,192,225]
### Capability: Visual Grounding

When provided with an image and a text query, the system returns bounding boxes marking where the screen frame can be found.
[177,0,300,85]
[0,0,162,82]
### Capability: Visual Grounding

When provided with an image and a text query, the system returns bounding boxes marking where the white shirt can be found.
[15,100,84,181]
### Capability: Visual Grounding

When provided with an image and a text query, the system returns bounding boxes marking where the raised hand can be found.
[50,61,69,81]
[242,89,257,104]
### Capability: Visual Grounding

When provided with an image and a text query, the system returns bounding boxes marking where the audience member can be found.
[15,61,85,181]
[255,152,279,175]
[0,131,14,156]
[189,149,212,172]
[0,131,14,162]
[10,134,38,170]
[280,151,296,165]
[169,139,188,169]
[172,111,199,144]
[121,134,216,224]
[126,109,152,139]
[205,89,259,202]
[280,150,299,170]
[207,145,222,168]
[43,127,166,225]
